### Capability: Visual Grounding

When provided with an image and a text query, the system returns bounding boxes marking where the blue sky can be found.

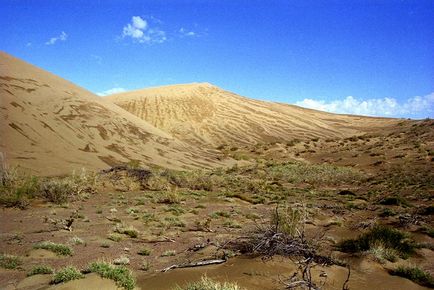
[1,0,433,118]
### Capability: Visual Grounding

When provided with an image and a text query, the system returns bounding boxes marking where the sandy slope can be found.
[0,52,223,175]
[107,83,400,147]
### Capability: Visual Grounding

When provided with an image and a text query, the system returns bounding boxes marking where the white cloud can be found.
[179,27,196,37]
[122,16,166,44]
[45,31,68,45]
[295,93,434,118]
[97,87,126,96]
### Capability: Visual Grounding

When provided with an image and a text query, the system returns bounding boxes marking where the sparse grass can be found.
[174,276,242,290]
[138,247,151,256]
[379,208,396,217]
[211,210,231,218]
[337,225,415,259]
[140,260,151,271]
[420,226,434,238]
[142,211,156,223]
[271,204,306,237]
[163,216,186,228]
[156,191,181,204]
[161,250,176,257]
[86,261,136,290]
[113,224,139,238]
[165,204,186,216]
[69,236,85,245]
[369,243,398,263]
[51,266,84,284]
[390,266,434,288]
[28,265,54,276]
[33,241,73,256]
[0,254,22,269]
[108,233,123,242]
[223,220,242,228]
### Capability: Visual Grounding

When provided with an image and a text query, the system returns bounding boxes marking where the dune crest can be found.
[0,52,223,175]
[107,82,400,147]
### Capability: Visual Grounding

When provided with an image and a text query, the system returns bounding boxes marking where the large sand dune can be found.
[107,83,400,147]
[0,52,223,175]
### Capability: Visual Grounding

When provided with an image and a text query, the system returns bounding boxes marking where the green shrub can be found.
[113,224,139,238]
[39,179,73,204]
[33,241,73,256]
[380,196,410,207]
[28,265,54,276]
[137,248,151,256]
[390,266,434,288]
[337,226,415,259]
[0,254,22,269]
[0,168,39,208]
[86,261,136,290]
[52,266,84,284]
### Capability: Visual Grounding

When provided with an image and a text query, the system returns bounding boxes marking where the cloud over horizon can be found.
[295,93,434,119]
[122,16,166,44]
[97,87,126,96]
[45,31,68,45]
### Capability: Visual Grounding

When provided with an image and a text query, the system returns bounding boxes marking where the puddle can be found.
[137,256,429,290]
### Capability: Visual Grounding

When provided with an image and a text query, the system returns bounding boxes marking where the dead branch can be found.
[161,259,226,272]
[342,265,351,290]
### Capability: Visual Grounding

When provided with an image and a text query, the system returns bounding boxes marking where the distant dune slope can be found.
[0,52,223,175]
[107,83,400,147]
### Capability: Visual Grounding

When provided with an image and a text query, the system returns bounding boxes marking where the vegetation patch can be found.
[28,265,54,276]
[51,266,84,284]
[137,247,151,256]
[390,266,434,288]
[86,261,136,290]
[337,225,415,259]
[33,241,73,256]
[174,276,242,290]
[0,254,22,269]
[113,224,139,238]
[379,196,410,207]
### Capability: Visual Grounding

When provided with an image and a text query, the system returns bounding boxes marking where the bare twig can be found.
[342,265,351,290]
[161,259,226,272]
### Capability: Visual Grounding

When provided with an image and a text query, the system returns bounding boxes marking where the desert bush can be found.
[39,179,72,204]
[271,204,307,237]
[28,265,54,276]
[86,261,136,290]
[51,266,84,284]
[0,167,39,208]
[33,241,73,256]
[174,276,242,290]
[108,233,123,242]
[379,196,410,207]
[156,191,181,204]
[0,254,22,269]
[337,225,415,258]
[113,224,139,238]
[137,247,151,256]
[390,266,434,288]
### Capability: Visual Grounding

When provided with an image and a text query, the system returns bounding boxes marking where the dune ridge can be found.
[107,82,400,147]
[0,52,224,175]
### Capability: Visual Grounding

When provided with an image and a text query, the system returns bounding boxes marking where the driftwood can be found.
[161,259,226,272]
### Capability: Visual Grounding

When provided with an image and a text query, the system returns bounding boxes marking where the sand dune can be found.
[0,52,224,175]
[107,83,400,147]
